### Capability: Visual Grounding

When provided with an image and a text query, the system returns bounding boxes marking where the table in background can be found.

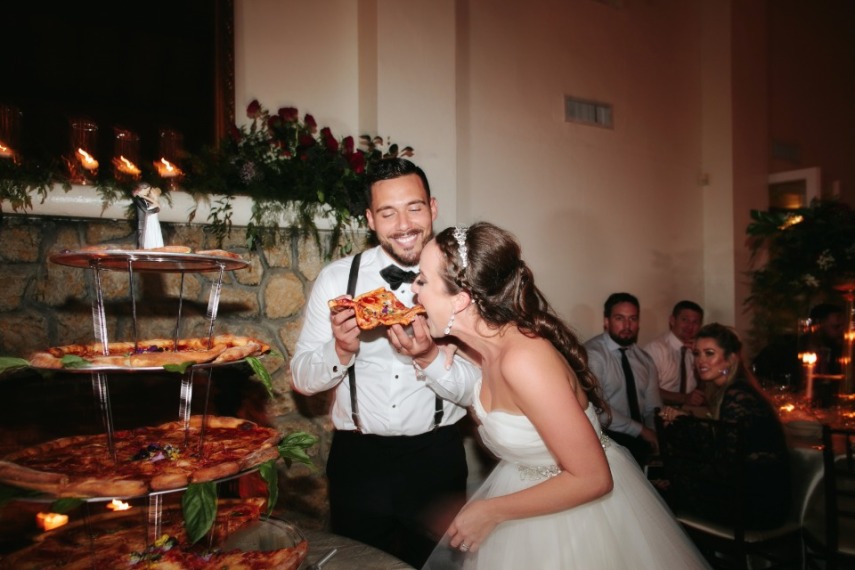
[299,528,415,569]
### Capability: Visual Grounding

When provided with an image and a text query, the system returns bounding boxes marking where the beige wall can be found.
[235,0,775,345]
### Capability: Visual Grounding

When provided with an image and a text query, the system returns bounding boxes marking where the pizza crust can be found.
[27,335,270,370]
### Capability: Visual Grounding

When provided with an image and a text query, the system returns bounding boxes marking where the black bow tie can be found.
[380,265,418,290]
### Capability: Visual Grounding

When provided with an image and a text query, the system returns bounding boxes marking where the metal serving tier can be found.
[49,249,249,272]
[44,248,252,463]
[33,358,249,374]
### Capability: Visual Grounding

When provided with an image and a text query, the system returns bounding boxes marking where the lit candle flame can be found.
[0,141,13,159]
[779,403,795,413]
[801,352,817,365]
[114,155,141,177]
[76,148,99,170]
[155,157,182,178]
[106,498,131,511]
[36,512,69,531]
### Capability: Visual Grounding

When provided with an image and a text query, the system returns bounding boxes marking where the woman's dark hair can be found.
[364,157,431,207]
[696,323,742,358]
[434,222,607,414]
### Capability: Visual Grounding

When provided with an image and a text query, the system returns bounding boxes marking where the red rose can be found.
[321,127,338,152]
[347,151,366,174]
[342,136,354,155]
[278,107,299,122]
[298,133,316,148]
[304,114,317,129]
[267,115,282,130]
[246,100,262,119]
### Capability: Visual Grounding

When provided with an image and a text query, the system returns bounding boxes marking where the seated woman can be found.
[659,323,791,530]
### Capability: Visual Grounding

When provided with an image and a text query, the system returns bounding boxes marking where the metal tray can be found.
[49,250,248,272]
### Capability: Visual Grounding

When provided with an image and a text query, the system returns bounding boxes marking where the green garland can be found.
[0,101,413,257]
[745,199,855,349]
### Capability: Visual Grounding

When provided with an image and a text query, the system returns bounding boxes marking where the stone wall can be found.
[0,214,363,528]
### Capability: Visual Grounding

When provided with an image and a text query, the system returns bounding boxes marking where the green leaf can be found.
[163,362,195,374]
[0,483,42,509]
[278,431,318,470]
[258,460,279,516]
[246,356,274,398]
[60,354,90,368]
[182,482,218,544]
[50,497,85,514]
[0,357,31,374]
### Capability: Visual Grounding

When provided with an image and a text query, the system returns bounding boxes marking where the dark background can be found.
[1,1,217,164]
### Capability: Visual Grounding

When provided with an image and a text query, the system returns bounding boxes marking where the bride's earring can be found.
[444,312,455,335]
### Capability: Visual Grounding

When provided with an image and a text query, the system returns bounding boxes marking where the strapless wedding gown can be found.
[422,381,710,569]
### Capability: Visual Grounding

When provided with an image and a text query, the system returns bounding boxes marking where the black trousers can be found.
[327,424,468,569]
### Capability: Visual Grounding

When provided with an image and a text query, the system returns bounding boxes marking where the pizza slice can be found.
[328,287,426,329]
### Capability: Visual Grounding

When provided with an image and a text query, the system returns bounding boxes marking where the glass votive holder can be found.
[67,119,99,185]
[154,128,184,190]
[113,128,141,181]
[0,104,22,162]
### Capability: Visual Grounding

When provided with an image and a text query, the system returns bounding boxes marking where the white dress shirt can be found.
[643,331,698,394]
[290,246,479,435]
[584,333,662,437]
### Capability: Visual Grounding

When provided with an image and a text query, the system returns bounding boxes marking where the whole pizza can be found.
[0,497,309,570]
[0,415,282,498]
[28,334,271,370]
[328,286,426,329]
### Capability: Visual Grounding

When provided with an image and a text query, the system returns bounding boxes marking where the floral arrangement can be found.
[0,100,413,256]
[745,199,855,347]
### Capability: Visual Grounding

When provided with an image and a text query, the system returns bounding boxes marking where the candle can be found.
[801,352,817,402]
[76,148,99,171]
[36,512,69,531]
[0,141,13,159]
[106,498,131,511]
[155,157,182,178]
[114,155,141,177]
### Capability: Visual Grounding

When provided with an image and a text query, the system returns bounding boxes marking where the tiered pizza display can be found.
[0,247,309,569]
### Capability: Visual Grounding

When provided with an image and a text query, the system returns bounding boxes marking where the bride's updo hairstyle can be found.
[434,222,606,414]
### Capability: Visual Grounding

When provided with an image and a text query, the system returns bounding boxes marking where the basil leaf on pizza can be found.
[258,459,279,515]
[182,481,218,544]
[278,431,318,469]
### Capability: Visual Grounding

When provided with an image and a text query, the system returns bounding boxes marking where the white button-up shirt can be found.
[644,331,698,394]
[290,246,479,435]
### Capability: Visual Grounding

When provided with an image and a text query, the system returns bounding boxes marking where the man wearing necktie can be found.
[291,158,479,568]
[643,300,706,407]
[585,292,662,467]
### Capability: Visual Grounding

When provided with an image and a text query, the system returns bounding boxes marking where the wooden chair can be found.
[803,424,855,569]
[654,410,804,569]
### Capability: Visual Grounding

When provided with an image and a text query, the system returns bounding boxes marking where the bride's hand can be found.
[447,500,499,554]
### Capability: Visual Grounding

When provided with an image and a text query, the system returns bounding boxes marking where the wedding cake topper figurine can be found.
[132,183,164,249]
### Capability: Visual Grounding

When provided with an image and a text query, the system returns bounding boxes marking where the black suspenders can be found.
[345,253,443,433]
[346,253,362,432]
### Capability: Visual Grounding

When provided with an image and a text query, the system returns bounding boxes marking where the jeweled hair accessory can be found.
[452,226,469,269]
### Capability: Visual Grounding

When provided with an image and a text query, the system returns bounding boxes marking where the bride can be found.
[392,222,709,569]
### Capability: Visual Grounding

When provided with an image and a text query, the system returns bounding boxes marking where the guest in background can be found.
[417,222,710,569]
[585,293,662,467]
[659,323,791,530]
[290,158,480,568]
[752,302,846,387]
[644,300,706,407]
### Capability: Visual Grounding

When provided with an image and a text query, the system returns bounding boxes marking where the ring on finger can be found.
[460,543,469,552]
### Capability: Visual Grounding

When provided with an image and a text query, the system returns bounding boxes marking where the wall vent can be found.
[564,96,613,129]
